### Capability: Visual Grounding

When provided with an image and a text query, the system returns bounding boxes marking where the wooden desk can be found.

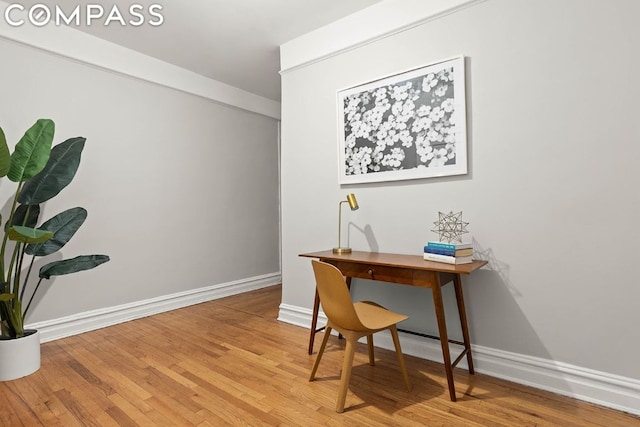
[299,250,488,402]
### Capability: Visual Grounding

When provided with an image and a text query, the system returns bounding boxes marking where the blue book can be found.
[424,246,456,256]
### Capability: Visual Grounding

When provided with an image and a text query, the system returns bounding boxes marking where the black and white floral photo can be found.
[337,56,467,184]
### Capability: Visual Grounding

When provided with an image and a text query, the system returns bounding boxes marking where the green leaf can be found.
[26,207,87,256]
[8,226,54,244]
[0,293,13,302]
[8,119,55,183]
[0,127,10,177]
[39,255,110,279]
[4,204,40,231]
[19,137,85,205]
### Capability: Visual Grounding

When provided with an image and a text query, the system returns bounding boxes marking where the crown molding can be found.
[280,0,487,74]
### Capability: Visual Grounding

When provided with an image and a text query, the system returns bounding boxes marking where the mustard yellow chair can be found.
[309,260,412,413]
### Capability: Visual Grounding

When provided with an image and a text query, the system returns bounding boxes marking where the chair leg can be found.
[366,334,375,366]
[309,326,332,381]
[336,336,357,413]
[389,325,411,392]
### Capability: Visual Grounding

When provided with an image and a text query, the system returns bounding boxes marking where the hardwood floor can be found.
[2,285,638,426]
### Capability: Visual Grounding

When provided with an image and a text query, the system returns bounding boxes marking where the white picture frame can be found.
[337,56,467,184]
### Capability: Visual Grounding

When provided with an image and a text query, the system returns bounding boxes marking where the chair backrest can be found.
[311,260,366,331]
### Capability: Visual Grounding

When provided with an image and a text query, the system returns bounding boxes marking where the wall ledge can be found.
[0,0,280,120]
[28,273,281,343]
[278,304,640,417]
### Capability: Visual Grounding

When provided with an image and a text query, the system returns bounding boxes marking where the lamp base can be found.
[332,247,352,254]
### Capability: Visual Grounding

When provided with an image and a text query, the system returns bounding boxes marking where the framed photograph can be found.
[337,56,467,184]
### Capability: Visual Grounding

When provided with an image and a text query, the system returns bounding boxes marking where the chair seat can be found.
[353,301,408,331]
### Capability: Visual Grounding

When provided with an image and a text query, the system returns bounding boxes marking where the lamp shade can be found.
[346,193,358,210]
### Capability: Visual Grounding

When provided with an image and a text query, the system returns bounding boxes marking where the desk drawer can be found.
[334,262,413,285]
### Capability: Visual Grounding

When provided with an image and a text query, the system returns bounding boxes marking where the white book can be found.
[423,252,473,265]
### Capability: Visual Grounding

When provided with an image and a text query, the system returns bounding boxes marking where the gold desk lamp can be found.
[333,193,359,254]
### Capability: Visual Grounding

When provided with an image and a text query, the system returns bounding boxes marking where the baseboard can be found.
[277,305,640,417]
[28,272,281,343]
[277,302,326,327]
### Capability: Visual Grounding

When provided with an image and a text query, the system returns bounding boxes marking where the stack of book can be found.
[423,241,473,264]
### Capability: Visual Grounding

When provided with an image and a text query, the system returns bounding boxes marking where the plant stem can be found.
[13,242,25,302]
[7,241,20,295]
[0,181,24,282]
[23,277,44,318]
[20,254,36,302]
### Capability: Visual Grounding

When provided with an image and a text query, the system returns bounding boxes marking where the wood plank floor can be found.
[2,285,638,426]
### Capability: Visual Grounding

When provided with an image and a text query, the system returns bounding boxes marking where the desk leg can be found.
[432,277,457,402]
[454,274,475,374]
[308,289,320,355]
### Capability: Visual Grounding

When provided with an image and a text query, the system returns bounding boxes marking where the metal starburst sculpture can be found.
[431,211,469,243]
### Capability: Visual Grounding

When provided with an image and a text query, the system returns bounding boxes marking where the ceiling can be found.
[26,0,384,101]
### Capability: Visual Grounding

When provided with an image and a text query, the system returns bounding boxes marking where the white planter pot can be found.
[0,330,41,381]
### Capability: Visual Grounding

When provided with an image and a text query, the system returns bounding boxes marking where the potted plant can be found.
[0,118,109,381]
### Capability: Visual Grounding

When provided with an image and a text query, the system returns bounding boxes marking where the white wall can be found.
[280,0,640,414]
[0,24,281,334]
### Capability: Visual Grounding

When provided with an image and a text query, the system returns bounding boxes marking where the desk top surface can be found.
[299,250,488,275]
